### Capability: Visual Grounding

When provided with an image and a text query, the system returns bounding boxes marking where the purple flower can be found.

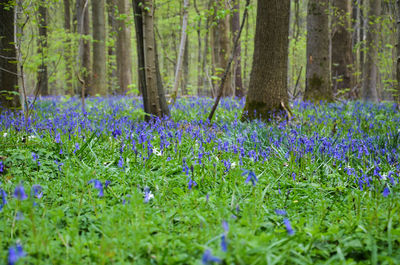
[221,234,228,252]
[242,169,258,186]
[222,220,229,232]
[16,211,24,221]
[0,161,4,173]
[144,187,154,203]
[88,179,104,197]
[13,186,28,200]
[105,180,111,188]
[292,172,296,181]
[8,244,25,265]
[31,185,43,199]
[275,209,287,216]
[383,186,390,197]
[55,133,61,143]
[188,177,197,190]
[283,218,295,235]
[118,156,124,168]
[202,249,221,264]
[0,189,7,210]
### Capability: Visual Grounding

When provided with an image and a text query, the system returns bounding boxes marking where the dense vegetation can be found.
[1,97,399,264]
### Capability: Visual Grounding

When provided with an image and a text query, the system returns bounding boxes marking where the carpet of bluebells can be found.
[0,96,399,264]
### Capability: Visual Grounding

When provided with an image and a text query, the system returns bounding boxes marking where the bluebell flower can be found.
[0,189,7,210]
[14,186,28,200]
[383,186,390,197]
[202,249,221,264]
[222,220,229,232]
[8,244,25,265]
[188,177,197,190]
[55,133,61,143]
[221,234,228,252]
[292,172,296,181]
[16,211,24,221]
[242,169,258,186]
[105,180,111,188]
[275,209,287,216]
[118,156,124,168]
[0,161,4,173]
[31,185,43,199]
[283,218,295,235]
[88,179,104,197]
[144,187,154,203]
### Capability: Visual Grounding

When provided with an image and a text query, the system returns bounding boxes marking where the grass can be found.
[0,96,399,264]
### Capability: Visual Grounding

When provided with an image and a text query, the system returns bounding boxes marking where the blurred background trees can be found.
[0,0,399,117]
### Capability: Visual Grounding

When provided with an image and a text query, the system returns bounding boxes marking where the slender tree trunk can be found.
[63,0,74,95]
[231,0,244,98]
[76,0,91,97]
[107,0,118,92]
[362,0,380,102]
[37,0,48,96]
[171,0,189,102]
[92,0,107,96]
[305,0,333,102]
[194,0,202,96]
[182,37,189,95]
[201,0,213,96]
[331,0,353,94]
[0,0,20,110]
[116,0,133,94]
[397,0,400,104]
[242,0,290,121]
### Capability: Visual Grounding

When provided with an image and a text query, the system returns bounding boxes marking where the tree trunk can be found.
[182,37,189,95]
[194,0,202,96]
[231,0,244,98]
[0,0,20,110]
[242,0,290,121]
[211,0,232,97]
[107,0,118,92]
[132,0,169,119]
[171,0,189,101]
[201,0,213,96]
[92,0,107,96]
[63,0,74,95]
[76,0,91,97]
[116,0,133,94]
[305,0,333,102]
[397,0,400,104]
[331,0,353,95]
[362,0,380,102]
[37,0,48,96]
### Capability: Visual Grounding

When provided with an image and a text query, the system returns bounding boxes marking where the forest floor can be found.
[0,97,399,264]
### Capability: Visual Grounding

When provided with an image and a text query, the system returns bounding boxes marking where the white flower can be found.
[231,162,237,169]
[3,133,7,137]
[28,135,36,140]
[152,148,162,156]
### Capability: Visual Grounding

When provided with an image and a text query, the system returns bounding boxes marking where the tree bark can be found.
[211,0,232,97]
[182,37,189,95]
[106,0,118,92]
[115,0,133,94]
[92,0,107,96]
[305,0,333,102]
[171,0,189,102]
[242,0,290,121]
[0,0,20,110]
[331,0,353,94]
[231,0,244,98]
[362,0,380,102]
[132,0,169,119]
[397,0,400,105]
[63,0,74,95]
[76,0,91,97]
[37,0,48,96]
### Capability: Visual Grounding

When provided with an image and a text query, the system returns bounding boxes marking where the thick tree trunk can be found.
[133,0,169,119]
[331,0,353,94]
[106,0,118,92]
[114,0,133,94]
[37,0,48,96]
[211,1,232,97]
[0,0,20,110]
[231,0,244,98]
[63,0,74,95]
[242,0,290,121]
[305,0,333,102]
[362,0,380,102]
[76,0,91,97]
[92,0,107,96]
